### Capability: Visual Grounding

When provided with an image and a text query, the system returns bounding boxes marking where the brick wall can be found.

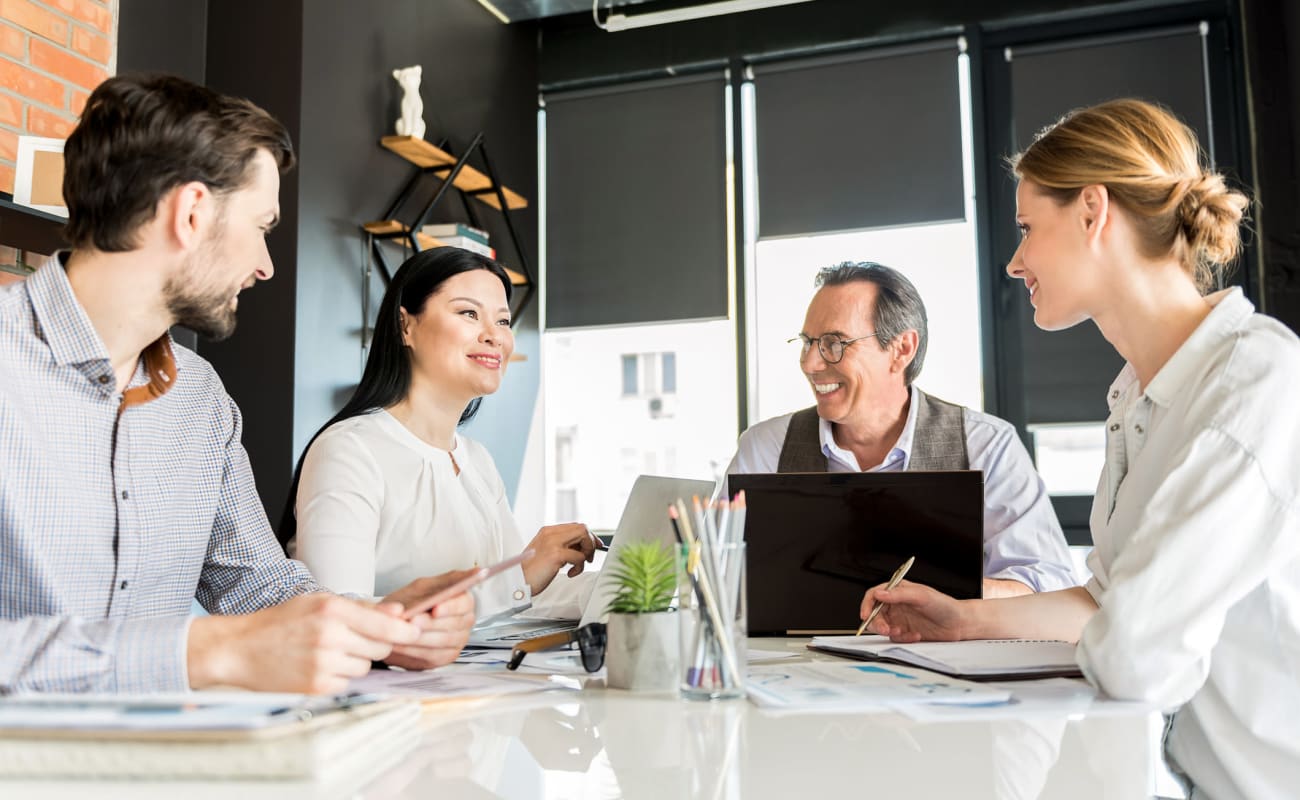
[0,0,115,194]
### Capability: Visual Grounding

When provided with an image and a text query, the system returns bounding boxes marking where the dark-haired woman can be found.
[281,247,598,618]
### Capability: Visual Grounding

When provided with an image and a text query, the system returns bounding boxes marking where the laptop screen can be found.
[730,471,984,635]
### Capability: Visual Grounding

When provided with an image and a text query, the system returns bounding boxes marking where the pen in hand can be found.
[857,555,916,636]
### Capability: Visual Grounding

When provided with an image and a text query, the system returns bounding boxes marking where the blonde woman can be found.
[859,99,1299,800]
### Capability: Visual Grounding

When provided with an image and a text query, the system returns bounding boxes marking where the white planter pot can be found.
[605,611,680,692]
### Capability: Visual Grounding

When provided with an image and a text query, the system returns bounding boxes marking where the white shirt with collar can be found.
[1076,288,1300,800]
[726,386,1077,592]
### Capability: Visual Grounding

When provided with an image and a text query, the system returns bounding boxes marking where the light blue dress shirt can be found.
[727,386,1077,592]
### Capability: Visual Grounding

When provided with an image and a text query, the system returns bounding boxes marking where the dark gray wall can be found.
[116,0,211,353]
[1242,0,1300,331]
[295,0,541,501]
[199,0,305,525]
[116,0,208,84]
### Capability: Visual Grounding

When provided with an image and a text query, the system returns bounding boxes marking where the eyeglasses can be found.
[506,622,607,672]
[786,332,882,364]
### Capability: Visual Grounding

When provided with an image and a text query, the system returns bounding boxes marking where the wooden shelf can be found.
[380,136,528,211]
[363,219,528,286]
[0,194,66,254]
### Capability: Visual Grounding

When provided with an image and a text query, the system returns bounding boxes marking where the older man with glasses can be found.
[726,261,1075,597]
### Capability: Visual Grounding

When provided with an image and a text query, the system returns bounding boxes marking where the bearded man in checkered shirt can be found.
[0,74,476,695]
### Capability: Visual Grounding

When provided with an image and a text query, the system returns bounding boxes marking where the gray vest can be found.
[776,389,970,472]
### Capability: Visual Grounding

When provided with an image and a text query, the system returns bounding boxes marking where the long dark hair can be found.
[277,247,513,551]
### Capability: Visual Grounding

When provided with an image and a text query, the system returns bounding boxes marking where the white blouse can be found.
[288,409,532,617]
[1075,288,1300,800]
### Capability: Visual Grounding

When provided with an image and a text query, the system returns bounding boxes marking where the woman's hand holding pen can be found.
[523,523,602,595]
[859,580,971,642]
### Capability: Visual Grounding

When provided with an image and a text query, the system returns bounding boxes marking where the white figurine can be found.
[392,65,425,140]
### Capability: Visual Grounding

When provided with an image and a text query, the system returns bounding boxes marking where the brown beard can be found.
[164,209,242,341]
[164,278,238,341]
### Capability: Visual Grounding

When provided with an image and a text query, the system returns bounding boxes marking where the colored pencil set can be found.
[668,492,747,698]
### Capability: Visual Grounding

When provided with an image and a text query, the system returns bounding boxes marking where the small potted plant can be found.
[604,540,680,692]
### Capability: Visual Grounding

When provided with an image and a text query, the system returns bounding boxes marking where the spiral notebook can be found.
[809,636,1084,681]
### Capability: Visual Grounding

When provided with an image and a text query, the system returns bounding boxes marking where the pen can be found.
[857,555,915,636]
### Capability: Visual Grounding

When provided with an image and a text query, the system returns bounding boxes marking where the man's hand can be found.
[522,523,599,595]
[381,571,477,670]
[187,593,421,694]
[859,580,972,642]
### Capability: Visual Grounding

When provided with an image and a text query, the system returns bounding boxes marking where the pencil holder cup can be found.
[678,542,746,700]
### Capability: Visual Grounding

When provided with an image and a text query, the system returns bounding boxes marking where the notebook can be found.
[467,474,714,647]
[730,471,985,635]
[809,635,1084,681]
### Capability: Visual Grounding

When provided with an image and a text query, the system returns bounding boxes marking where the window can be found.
[750,222,984,422]
[541,77,735,534]
[743,50,983,422]
[621,355,637,396]
[543,324,736,532]
[620,352,678,398]
[1029,423,1106,496]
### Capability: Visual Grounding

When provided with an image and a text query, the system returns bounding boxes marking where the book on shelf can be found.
[420,222,489,245]
[435,235,495,259]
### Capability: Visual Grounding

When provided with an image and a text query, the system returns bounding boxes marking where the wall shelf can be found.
[380,136,528,211]
[360,132,536,351]
[361,219,527,285]
[0,194,66,255]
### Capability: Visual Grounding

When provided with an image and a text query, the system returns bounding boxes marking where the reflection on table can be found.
[0,640,1157,800]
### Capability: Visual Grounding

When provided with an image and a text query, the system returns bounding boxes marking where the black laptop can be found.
[730,471,984,635]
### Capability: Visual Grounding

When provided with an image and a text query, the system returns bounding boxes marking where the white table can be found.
[1,640,1159,799]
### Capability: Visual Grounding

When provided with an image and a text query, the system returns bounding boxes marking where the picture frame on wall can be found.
[13,136,67,218]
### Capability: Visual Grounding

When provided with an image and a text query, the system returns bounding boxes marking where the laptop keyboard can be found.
[486,622,578,642]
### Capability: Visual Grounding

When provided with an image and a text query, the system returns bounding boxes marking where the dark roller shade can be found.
[753,41,964,239]
[545,75,728,329]
[1010,28,1209,424]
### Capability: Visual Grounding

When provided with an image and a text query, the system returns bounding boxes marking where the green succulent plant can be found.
[605,540,677,615]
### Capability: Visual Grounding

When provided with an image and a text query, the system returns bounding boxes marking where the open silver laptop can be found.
[467,474,714,647]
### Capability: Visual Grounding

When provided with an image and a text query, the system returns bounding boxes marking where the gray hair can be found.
[814,261,928,385]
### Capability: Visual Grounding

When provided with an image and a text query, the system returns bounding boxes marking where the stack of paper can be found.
[809,636,1083,680]
[0,693,420,779]
[747,662,1012,713]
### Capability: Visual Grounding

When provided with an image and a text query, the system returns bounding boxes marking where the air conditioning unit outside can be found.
[648,395,677,419]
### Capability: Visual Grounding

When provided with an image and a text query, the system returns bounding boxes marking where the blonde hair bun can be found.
[1013,98,1251,292]
[1177,171,1249,268]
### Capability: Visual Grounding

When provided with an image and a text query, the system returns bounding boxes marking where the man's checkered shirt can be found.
[1,259,320,693]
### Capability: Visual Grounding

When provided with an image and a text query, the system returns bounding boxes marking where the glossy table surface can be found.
[2,640,1158,800]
